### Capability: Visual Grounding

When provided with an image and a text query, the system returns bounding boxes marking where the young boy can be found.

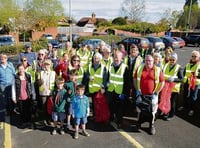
[64,69,78,131]
[51,78,67,135]
[71,84,90,139]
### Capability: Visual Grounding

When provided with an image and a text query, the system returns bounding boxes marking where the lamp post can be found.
[69,0,72,46]
[186,0,192,36]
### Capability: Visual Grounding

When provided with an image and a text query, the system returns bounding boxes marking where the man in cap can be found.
[180,50,200,116]
[18,43,37,65]
[162,52,183,120]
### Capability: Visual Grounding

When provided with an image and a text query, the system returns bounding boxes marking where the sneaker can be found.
[74,132,79,139]
[82,131,90,137]
[52,129,57,135]
[178,106,184,111]
[188,110,194,116]
[60,128,65,135]
[150,125,156,135]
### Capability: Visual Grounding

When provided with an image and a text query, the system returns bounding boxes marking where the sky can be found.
[60,0,186,23]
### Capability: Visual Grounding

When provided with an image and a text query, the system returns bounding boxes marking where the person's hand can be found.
[136,90,141,96]
[119,94,126,100]
[68,89,72,95]
[152,92,158,100]
[89,76,94,81]
[101,88,105,94]
[168,77,175,82]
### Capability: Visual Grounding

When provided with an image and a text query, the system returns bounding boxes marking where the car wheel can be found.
[194,43,199,47]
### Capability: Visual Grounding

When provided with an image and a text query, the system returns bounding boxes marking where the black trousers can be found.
[106,91,125,125]
[18,99,32,123]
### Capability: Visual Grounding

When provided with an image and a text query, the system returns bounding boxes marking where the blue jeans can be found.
[0,85,12,121]
[184,84,200,110]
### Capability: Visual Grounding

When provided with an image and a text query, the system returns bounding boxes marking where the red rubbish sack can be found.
[158,81,176,115]
[94,91,110,123]
[47,96,54,115]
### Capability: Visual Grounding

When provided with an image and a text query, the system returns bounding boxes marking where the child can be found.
[51,78,67,135]
[64,69,79,131]
[71,84,90,139]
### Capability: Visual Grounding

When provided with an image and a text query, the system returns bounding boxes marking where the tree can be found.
[24,0,64,31]
[158,9,182,30]
[112,17,127,25]
[176,0,200,30]
[0,0,21,33]
[120,0,145,22]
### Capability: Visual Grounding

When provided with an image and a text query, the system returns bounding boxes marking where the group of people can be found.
[0,40,199,138]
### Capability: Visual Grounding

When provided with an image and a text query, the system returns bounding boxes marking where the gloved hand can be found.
[101,88,105,94]
[152,93,158,100]
[89,76,94,81]
[119,94,126,100]
[136,90,142,96]
[67,97,71,102]
[168,77,175,82]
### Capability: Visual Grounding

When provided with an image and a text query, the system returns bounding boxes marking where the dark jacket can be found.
[52,88,67,112]
[14,72,32,100]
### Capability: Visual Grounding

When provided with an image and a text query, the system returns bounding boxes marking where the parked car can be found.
[48,39,62,48]
[0,35,15,46]
[182,35,200,47]
[117,37,150,52]
[84,38,105,48]
[40,33,54,40]
[172,37,185,48]
[56,34,68,42]
[160,36,180,50]
[145,36,165,51]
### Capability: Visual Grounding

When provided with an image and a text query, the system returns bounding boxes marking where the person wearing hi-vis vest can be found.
[86,52,107,119]
[179,50,200,116]
[106,50,129,129]
[162,52,183,120]
[38,59,56,125]
[134,55,165,135]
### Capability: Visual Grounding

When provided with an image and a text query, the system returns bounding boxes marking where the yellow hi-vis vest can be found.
[39,70,55,94]
[76,48,90,70]
[107,63,127,94]
[163,63,181,93]
[88,64,104,93]
[123,56,143,77]
[183,62,200,85]
[136,64,161,93]
[101,57,113,72]
[68,65,84,84]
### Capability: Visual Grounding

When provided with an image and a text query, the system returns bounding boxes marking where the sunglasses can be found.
[169,59,175,61]
[73,59,80,62]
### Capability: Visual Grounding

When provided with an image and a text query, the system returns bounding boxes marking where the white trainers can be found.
[188,110,194,116]
[178,106,184,111]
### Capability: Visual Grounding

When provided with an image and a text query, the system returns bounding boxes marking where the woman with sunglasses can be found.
[68,55,85,85]
[161,52,183,120]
